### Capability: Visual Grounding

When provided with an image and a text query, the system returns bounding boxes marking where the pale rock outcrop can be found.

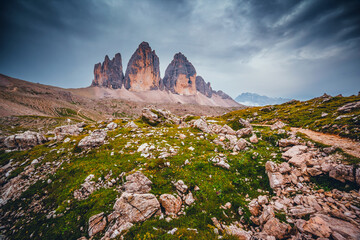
[112,192,160,223]
[337,101,360,112]
[270,121,286,130]
[4,131,47,150]
[124,121,138,129]
[106,122,118,130]
[54,124,83,140]
[123,171,152,194]
[210,155,230,169]
[89,212,107,237]
[78,129,107,149]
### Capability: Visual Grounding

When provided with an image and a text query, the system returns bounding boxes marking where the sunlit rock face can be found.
[124,42,161,91]
[162,53,197,95]
[196,76,212,98]
[92,53,124,89]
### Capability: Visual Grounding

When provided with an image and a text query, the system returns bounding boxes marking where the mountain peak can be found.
[92,53,124,89]
[124,42,160,91]
[162,52,196,95]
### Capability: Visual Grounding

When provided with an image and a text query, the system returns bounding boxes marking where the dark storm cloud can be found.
[0,0,359,100]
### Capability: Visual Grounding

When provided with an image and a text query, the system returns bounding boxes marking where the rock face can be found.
[92,53,124,89]
[162,53,197,95]
[4,131,47,150]
[196,76,212,98]
[124,42,160,91]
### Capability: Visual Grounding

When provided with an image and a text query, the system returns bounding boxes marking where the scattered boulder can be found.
[174,180,188,194]
[124,121,138,129]
[192,118,210,133]
[282,145,308,160]
[329,164,355,183]
[123,172,152,194]
[89,212,107,237]
[142,108,160,125]
[78,129,107,149]
[278,139,299,147]
[270,121,286,130]
[4,131,47,150]
[337,101,360,112]
[106,122,118,130]
[113,192,160,223]
[184,191,195,205]
[219,124,236,135]
[303,215,331,238]
[159,194,182,215]
[54,124,83,140]
[210,155,230,169]
[249,134,258,143]
[263,217,291,239]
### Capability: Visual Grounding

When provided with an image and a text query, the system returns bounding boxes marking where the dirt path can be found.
[291,127,360,158]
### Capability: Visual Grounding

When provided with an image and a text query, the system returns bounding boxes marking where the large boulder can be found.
[78,129,107,149]
[88,212,107,237]
[337,101,360,112]
[123,172,152,194]
[142,108,160,125]
[270,121,286,130]
[54,124,83,140]
[192,118,210,133]
[159,194,182,216]
[303,215,331,238]
[314,214,360,240]
[4,131,47,150]
[329,164,355,183]
[113,192,160,223]
[263,217,291,239]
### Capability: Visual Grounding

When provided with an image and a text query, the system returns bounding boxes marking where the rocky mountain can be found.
[196,76,212,98]
[92,53,124,89]
[91,42,240,107]
[161,52,197,95]
[124,42,161,91]
[235,92,292,106]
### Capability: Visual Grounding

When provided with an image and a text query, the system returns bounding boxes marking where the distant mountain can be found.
[235,92,292,106]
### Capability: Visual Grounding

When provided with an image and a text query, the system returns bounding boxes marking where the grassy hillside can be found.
[1,109,359,239]
[223,94,360,140]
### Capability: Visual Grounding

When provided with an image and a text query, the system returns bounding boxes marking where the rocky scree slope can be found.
[0,107,360,239]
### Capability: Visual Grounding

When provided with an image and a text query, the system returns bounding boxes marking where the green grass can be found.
[223,95,360,140]
[0,115,357,239]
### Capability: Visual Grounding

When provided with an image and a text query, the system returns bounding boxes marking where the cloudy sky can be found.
[0,0,359,100]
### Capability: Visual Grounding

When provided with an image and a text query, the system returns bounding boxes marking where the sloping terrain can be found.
[224,94,360,141]
[0,74,243,134]
[0,107,360,239]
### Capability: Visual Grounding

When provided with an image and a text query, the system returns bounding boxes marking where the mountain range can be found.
[91,42,238,107]
[235,92,292,106]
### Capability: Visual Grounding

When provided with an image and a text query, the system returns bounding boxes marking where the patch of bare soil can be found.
[291,127,360,158]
